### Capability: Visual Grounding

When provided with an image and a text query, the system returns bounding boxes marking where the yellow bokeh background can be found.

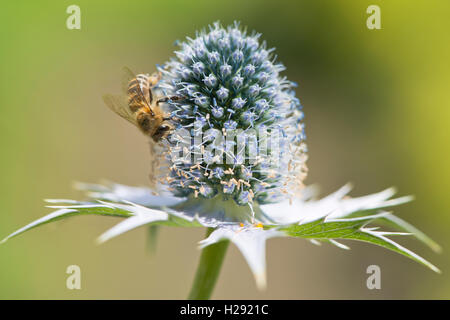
[0,0,448,299]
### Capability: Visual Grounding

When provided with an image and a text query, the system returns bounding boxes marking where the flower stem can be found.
[188,228,229,300]
[146,225,159,255]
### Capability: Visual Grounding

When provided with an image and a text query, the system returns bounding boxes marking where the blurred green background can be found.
[0,0,449,299]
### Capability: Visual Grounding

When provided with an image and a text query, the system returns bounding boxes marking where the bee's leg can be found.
[163,116,180,121]
[156,95,185,105]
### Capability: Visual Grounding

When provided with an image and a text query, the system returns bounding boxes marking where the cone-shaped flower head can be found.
[158,22,308,207]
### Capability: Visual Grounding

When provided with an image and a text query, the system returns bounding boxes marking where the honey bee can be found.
[103,67,181,142]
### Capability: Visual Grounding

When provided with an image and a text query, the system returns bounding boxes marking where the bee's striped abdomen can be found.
[127,74,152,113]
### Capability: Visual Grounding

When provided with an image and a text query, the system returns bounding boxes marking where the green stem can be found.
[146,225,159,255]
[188,228,229,300]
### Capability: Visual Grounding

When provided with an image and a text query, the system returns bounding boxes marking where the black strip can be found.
[0,300,447,318]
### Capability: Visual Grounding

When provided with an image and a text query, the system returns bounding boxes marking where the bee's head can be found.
[151,123,173,142]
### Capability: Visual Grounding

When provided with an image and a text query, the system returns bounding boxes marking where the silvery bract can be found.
[1,22,440,290]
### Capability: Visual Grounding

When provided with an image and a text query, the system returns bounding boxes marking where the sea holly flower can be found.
[1,22,441,299]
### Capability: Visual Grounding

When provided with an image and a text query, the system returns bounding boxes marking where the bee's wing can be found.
[121,66,137,93]
[102,94,137,126]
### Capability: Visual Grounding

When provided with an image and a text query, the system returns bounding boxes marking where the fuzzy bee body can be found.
[103,67,178,142]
